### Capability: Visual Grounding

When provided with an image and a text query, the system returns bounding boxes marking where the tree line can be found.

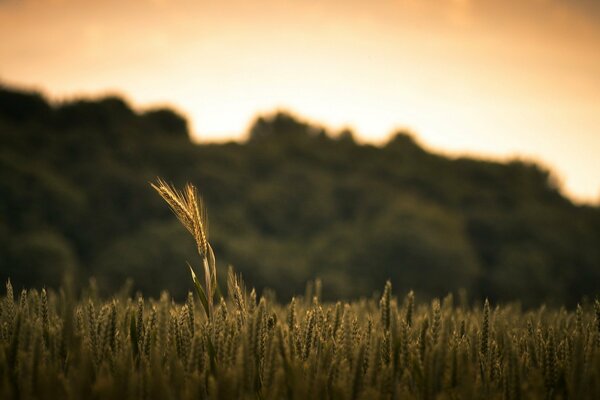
[1,84,599,306]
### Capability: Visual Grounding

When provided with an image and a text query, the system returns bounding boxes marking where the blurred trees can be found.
[1,85,599,306]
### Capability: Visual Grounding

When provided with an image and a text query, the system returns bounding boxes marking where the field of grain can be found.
[1,278,599,399]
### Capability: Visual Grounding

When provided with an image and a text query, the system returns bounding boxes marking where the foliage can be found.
[0,280,599,399]
[1,84,600,305]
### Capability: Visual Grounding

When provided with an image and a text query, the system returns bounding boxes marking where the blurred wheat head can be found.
[151,178,217,320]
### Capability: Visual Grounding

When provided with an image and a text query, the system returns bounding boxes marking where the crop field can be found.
[1,181,598,400]
[1,278,599,400]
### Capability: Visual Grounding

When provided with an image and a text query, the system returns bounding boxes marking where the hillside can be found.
[1,84,599,305]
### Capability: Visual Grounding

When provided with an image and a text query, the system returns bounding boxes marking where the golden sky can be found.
[1,0,599,203]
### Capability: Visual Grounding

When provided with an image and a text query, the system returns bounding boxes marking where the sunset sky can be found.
[1,0,599,203]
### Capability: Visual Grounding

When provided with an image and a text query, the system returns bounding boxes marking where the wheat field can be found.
[0,279,599,399]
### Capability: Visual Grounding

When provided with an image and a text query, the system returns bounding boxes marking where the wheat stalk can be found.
[151,178,216,321]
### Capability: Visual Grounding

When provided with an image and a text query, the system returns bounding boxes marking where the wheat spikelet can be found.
[178,305,191,360]
[86,300,98,364]
[136,297,144,351]
[419,317,429,363]
[107,301,117,353]
[481,299,490,358]
[431,299,441,346]
[40,288,49,334]
[18,289,28,319]
[333,301,342,336]
[303,310,316,361]
[4,280,15,335]
[405,290,415,328]
[186,292,195,338]
[151,178,195,236]
[228,267,247,322]
[184,183,209,256]
[380,281,391,332]
[144,306,157,359]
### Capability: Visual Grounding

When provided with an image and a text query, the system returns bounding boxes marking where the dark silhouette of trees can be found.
[1,85,598,306]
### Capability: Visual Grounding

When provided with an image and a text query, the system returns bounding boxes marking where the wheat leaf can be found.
[188,263,209,318]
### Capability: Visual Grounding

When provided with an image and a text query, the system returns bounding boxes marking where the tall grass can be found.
[0,280,599,399]
[0,181,598,399]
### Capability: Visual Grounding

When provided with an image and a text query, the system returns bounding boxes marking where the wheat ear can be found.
[151,178,215,321]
